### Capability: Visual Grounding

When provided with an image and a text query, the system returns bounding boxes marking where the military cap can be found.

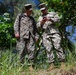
[38,3,46,11]
[24,4,33,10]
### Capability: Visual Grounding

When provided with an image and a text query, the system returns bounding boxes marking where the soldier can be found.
[14,4,38,64]
[37,3,65,69]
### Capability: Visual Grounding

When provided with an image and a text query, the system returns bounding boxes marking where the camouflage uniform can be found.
[37,12,65,63]
[14,13,37,63]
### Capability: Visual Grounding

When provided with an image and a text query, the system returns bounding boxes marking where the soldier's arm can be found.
[14,14,20,38]
[37,16,47,29]
[48,12,60,23]
[53,12,60,22]
[32,17,39,42]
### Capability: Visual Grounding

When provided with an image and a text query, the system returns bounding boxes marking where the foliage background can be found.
[0,0,76,75]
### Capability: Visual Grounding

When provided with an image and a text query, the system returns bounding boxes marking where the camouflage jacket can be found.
[14,13,38,39]
[37,12,60,34]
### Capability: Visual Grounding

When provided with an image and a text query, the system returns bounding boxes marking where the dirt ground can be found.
[21,63,76,75]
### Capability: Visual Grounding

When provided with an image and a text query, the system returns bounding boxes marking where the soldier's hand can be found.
[41,17,47,25]
[15,33,20,39]
[35,38,39,42]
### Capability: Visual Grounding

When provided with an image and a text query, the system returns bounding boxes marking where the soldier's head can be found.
[24,4,33,16]
[38,3,48,15]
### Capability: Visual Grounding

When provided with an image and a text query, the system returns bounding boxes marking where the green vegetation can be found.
[0,13,16,49]
[0,0,76,75]
[0,47,76,75]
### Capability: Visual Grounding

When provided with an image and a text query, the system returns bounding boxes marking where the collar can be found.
[23,13,28,16]
[23,13,32,17]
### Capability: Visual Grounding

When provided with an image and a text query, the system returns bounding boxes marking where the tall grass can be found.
[0,48,48,75]
[0,49,26,75]
[0,44,76,75]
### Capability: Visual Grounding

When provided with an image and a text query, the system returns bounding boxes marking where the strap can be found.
[18,14,26,35]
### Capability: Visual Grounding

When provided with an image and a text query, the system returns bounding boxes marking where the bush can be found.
[0,13,16,49]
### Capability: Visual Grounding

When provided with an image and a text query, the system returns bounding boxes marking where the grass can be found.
[0,44,76,75]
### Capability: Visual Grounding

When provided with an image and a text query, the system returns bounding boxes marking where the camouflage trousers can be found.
[16,37,35,63]
[42,33,65,63]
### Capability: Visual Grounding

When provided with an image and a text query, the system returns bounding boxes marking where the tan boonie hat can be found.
[38,3,46,11]
[24,4,33,10]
